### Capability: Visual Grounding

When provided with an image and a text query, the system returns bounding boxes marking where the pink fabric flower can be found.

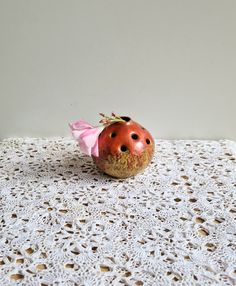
[69,120,103,157]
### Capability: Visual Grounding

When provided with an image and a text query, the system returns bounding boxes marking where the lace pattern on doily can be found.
[0,138,236,286]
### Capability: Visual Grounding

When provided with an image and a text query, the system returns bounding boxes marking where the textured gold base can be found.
[93,148,154,179]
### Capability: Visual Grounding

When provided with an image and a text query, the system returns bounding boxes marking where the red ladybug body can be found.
[92,117,155,178]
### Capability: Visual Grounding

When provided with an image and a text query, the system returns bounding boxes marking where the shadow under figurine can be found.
[70,113,155,179]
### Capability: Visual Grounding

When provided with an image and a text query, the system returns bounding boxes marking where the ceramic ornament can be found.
[70,113,155,178]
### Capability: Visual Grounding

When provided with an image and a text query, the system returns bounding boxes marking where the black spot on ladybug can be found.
[110,132,116,138]
[131,133,139,140]
[121,145,128,152]
[121,116,131,122]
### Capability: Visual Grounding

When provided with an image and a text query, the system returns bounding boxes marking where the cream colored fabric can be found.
[0,138,236,285]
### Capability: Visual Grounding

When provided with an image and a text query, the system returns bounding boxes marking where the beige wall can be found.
[0,0,236,140]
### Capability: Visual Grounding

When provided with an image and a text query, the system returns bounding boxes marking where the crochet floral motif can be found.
[0,138,236,285]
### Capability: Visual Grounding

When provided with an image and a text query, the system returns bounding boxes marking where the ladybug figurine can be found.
[92,116,155,178]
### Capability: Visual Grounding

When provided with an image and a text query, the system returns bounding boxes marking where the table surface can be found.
[0,138,236,286]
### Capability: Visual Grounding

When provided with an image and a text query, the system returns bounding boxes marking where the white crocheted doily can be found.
[0,138,236,286]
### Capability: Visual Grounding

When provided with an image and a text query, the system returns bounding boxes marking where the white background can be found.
[0,0,235,140]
